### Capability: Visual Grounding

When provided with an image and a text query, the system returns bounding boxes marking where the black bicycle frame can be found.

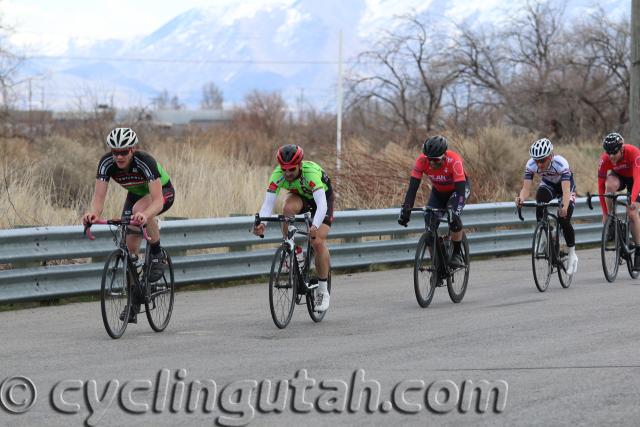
[411,206,456,279]
[517,201,565,270]
[254,212,316,292]
[587,192,635,256]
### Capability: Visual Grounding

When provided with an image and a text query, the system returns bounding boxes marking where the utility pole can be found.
[336,30,343,172]
[630,0,640,145]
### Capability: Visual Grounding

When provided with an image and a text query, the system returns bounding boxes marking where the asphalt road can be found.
[1,247,640,426]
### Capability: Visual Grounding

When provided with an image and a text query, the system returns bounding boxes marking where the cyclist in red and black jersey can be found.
[82,128,175,323]
[597,132,640,265]
[398,135,470,268]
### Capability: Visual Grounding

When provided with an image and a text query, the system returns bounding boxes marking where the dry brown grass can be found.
[0,126,602,229]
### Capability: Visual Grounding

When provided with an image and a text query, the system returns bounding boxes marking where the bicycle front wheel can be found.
[101,250,131,339]
[601,216,620,282]
[414,232,437,308]
[269,246,296,329]
[622,222,640,279]
[556,225,573,288]
[447,233,470,303]
[532,222,551,292]
[145,249,175,332]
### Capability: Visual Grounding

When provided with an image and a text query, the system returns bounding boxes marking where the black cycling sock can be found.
[453,241,462,252]
[150,240,161,255]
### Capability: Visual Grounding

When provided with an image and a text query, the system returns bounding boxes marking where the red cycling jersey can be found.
[411,150,466,193]
[597,144,640,214]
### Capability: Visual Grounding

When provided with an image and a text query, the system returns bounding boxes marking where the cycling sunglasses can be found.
[427,155,445,163]
[111,149,131,157]
[534,157,549,164]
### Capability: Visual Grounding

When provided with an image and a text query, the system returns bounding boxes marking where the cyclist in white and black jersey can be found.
[515,138,578,274]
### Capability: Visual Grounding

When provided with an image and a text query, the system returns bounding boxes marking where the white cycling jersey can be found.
[524,154,573,187]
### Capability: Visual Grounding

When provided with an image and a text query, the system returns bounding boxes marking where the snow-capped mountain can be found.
[12,0,630,110]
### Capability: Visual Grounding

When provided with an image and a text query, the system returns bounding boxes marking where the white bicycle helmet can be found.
[106,128,139,149]
[529,138,553,160]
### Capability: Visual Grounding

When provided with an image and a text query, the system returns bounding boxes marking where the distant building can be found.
[114,109,232,130]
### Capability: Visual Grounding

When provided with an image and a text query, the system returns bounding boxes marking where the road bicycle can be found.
[586,192,639,282]
[254,213,331,329]
[85,217,175,339]
[406,207,470,308]
[517,202,573,292]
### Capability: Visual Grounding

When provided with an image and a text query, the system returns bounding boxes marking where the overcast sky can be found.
[3,0,630,54]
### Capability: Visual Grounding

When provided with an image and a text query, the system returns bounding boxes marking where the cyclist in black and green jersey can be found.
[82,128,175,322]
[253,144,334,312]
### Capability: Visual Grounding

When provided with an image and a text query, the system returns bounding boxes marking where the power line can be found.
[27,55,359,66]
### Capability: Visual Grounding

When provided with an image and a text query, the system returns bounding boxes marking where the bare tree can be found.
[570,7,631,133]
[201,82,224,110]
[347,14,460,145]
[235,90,286,138]
[0,19,22,111]
[454,1,632,138]
[454,2,568,134]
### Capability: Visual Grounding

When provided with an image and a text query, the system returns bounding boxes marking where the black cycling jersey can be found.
[96,151,171,196]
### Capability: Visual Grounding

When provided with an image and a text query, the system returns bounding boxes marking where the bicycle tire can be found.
[100,250,131,339]
[269,246,296,329]
[556,223,573,288]
[622,221,640,279]
[601,216,620,282]
[532,222,551,292]
[414,232,437,308]
[145,249,175,332]
[447,233,470,302]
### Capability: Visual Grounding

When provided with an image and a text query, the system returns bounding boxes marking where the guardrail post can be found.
[229,214,249,252]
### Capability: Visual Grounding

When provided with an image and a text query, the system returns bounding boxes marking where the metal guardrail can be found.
[0,198,603,303]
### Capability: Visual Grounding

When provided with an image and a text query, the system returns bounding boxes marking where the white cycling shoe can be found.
[567,251,578,275]
[315,282,330,312]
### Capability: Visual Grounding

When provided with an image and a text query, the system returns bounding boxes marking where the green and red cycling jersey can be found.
[267,161,331,199]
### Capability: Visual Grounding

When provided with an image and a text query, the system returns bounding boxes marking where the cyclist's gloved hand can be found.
[398,207,411,227]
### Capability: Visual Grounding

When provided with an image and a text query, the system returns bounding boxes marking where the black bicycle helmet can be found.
[602,132,624,154]
[422,135,448,158]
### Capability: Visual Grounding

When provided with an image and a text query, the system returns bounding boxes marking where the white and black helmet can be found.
[106,128,139,149]
[529,138,553,160]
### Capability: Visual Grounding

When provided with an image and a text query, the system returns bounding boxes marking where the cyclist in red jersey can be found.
[398,135,470,268]
[597,132,640,266]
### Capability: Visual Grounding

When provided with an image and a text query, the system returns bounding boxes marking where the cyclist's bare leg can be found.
[311,224,331,279]
[604,175,620,220]
[126,195,160,255]
[282,193,303,237]
[451,230,463,242]
[628,206,640,245]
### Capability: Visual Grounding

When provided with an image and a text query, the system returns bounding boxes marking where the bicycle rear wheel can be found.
[532,222,551,292]
[414,232,437,308]
[145,249,175,332]
[601,216,620,282]
[101,250,131,339]
[269,246,296,329]
[556,224,573,288]
[447,233,470,303]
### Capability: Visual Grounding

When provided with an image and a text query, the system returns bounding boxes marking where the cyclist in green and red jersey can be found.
[253,145,334,312]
